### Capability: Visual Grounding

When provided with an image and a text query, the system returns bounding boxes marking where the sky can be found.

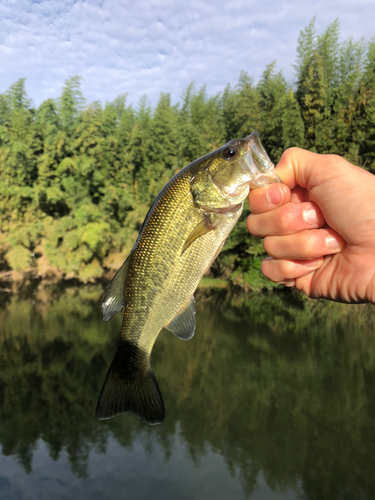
[0,0,374,109]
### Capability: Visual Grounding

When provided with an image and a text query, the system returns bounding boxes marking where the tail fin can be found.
[96,343,165,425]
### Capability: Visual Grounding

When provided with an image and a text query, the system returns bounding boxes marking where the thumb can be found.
[275,148,347,191]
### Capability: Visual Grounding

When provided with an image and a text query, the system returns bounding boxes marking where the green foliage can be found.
[221,72,262,142]
[58,75,85,131]
[0,21,374,285]
[257,62,288,160]
[281,90,305,149]
[5,245,32,271]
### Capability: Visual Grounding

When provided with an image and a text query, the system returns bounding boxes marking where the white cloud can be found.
[0,0,373,108]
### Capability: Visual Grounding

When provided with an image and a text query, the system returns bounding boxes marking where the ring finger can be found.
[263,228,345,260]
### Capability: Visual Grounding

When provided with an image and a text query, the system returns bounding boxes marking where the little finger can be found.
[261,256,324,284]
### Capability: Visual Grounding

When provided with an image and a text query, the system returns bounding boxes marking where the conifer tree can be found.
[257,62,287,160]
[6,78,32,111]
[297,52,327,151]
[294,18,317,85]
[178,84,223,163]
[281,90,305,150]
[178,83,202,163]
[0,94,11,129]
[126,96,152,205]
[352,40,375,170]
[149,93,178,169]
[58,76,85,132]
[227,72,262,139]
[316,19,340,88]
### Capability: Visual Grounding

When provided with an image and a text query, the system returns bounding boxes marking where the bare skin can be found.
[247,148,375,304]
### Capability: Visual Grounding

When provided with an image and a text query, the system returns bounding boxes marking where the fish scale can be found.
[96,132,280,424]
[124,166,228,352]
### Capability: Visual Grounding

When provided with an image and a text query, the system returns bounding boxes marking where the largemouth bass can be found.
[96,132,280,424]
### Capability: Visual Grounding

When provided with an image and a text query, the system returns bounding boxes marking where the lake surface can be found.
[1,283,375,500]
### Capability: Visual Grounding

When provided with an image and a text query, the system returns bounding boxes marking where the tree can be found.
[58,76,85,132]
[257,62,288,160]
[352,39,375,170]
[281,90,305,150]
[222,72,262,140]
[297,51,327,151]
[6,78,32,111]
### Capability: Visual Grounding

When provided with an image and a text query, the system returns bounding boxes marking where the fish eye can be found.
[223,147,238,160]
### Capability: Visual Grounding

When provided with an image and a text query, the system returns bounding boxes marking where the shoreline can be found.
[0,269,230,294]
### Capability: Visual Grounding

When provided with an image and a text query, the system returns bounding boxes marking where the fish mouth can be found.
[244,132,280,188]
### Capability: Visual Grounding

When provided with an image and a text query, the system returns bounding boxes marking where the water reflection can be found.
[1,284,375,499]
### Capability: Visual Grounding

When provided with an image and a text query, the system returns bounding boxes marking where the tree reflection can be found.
[1,284,375,498]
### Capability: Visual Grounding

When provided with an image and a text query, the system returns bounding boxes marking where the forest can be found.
[0,19,374,287]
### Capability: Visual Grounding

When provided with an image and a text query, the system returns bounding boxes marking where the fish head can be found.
[191,132,279,212]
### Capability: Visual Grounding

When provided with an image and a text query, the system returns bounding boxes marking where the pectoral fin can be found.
[166,296,196,341]
[182,214,215,254]
[102,256,130,322]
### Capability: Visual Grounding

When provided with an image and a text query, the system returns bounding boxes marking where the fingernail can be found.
[266,186,283,206]
[326,235,341,249]
[303,205,319,225]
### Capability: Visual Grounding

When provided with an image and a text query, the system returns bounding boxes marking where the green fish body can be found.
[96,133,279,424]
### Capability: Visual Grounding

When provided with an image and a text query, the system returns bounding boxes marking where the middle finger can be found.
[247,201,325,238]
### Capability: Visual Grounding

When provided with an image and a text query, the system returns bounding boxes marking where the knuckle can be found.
[280,147,300,162]
[277,205,296,233]
[263,236,273,255]
[246,214,260,236]
[279,259,296,276]
[299,232,316,256]
[325,153,341,163]
[321,154,346,172]
[261,259,273,279]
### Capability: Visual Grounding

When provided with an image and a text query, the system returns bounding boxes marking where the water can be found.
[1,283,375,500]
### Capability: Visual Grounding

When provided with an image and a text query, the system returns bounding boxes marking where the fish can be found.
[96,132,280,424]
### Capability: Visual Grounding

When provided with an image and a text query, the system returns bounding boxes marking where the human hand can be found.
[247,148,375,303]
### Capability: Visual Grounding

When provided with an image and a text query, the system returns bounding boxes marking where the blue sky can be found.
[0,0,374,108]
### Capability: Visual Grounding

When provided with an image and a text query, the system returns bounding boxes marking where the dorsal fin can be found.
[102,256,130,322]
[165,296,196,341]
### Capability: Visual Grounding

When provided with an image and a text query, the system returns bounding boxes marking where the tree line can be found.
[0,19,374,286]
